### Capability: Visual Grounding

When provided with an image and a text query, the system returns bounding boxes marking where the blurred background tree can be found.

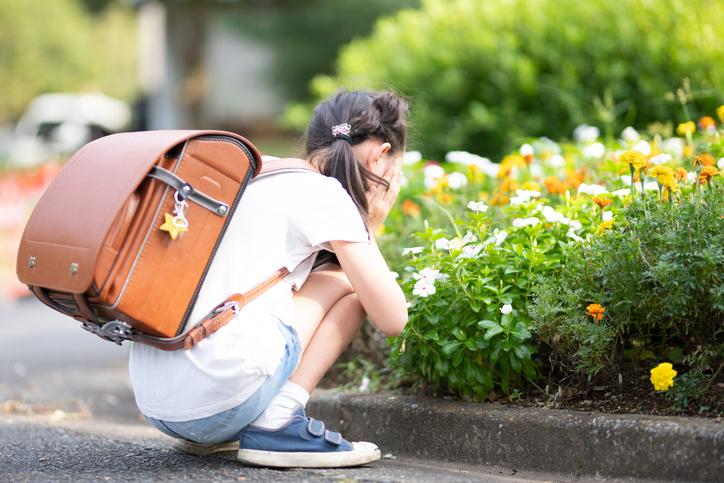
[0,0,137,123]
[286,0,724,159]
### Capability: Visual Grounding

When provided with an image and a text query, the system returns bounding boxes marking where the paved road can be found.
[0,299,602,482]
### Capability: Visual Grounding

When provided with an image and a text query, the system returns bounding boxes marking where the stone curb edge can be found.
[307,391,723,482]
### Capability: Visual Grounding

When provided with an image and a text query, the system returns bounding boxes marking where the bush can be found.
[288,0,724,159]
[530,186,724,380]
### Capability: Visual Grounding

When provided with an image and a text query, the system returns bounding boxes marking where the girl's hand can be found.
[366,164,401,233]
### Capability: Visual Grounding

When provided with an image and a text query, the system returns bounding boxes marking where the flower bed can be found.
[377,110,723,414]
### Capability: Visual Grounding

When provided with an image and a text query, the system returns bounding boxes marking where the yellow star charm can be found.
[159,213,188,240]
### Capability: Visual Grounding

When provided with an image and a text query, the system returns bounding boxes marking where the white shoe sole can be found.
[173,439,240,456]
[236,441,381,468]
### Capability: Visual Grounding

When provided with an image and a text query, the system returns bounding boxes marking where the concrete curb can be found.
[307,391,723,482]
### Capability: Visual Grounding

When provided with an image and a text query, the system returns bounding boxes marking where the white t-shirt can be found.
[128,168,370,421]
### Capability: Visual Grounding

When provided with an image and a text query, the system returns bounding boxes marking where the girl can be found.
[128,90,409,468]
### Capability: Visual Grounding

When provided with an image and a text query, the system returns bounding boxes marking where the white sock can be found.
[252,381,310,429]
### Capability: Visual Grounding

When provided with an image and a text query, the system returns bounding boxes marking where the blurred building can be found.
[136,0,282,133]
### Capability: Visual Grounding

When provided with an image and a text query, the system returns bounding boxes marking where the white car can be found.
[6,92,131,166]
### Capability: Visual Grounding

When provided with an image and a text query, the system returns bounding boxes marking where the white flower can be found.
[435,238,451,250]
[414,267,448,282]
[492,229,508,245]
[602,210,613,222]
[532,137,561,156]
[649,153,672,166]
[461,231,477,245]
[643,181,659,192]
[445,151,499,177]
[718,158,724,170]
[583,142,606,159]
[632,140,651,156]
[358,376,370,392]
[573,124,600,144]
[547,154,565,168]
[402,246,424,256]
[567,228,584,242]
[403,151,422,165]
[520,143,534,157]
[459,244,483,259]
[423,163,445,178]
[510,189,541,205]
[413,280,436,298]
[687,171,697,183]
[621,126,640,142]
[512,217,540,228]
[448,238,463,250]
[467,200,489,212]
[568,219,583,231]
[540,205,567,223]
[529,163,544,177]
[620,175,632,186]
[577,183,608,196]
[612,188,631,198]
[447,172,468,189]
[662,137,684,158]
[501,304,513,315]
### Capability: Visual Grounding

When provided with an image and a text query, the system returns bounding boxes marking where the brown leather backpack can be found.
[16,130,313,350]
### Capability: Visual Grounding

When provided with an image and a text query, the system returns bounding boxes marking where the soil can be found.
[321,360,723,418]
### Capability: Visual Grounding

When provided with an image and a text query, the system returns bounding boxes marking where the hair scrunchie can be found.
[331,123,352,143]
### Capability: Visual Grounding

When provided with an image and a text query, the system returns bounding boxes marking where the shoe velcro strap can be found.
[324,430,343,446]
[307,418,325,437]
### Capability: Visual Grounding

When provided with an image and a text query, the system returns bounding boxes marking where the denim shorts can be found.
[145,319,302,444]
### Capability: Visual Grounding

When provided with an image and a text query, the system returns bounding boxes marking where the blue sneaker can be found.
[237,407,380,468]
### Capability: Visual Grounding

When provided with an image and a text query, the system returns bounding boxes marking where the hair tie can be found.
[331,123,352,143]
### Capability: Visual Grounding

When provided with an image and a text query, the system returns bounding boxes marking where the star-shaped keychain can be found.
[159,213,188,240]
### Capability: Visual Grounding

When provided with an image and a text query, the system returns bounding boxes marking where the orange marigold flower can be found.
[693,153,716,167]
[401,199,422,217]
[436,192,453,204]
[544,176,567,195]
[699,165,720,183]
[499,177,519,193]
[490,191,510,206]
[592,196,612,209]
[566,168,586,189]
[698,116,716,130]
[497,155,527,178]
[586,303,606,322]
[675,167,688,181]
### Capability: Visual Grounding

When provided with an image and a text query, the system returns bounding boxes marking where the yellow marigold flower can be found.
[521,181,541,192]
[650,362,677,391]
[717,105,724,122]
[648,166,674,180]
[699,165,720,183]
[693,153,716,167]
[499,177,519,193]
[675,167,688,181]
[401,199,422,217]
[683,145,693,158]
[698,116,716,130]
[586,303,606,322]
[659,174,678,192]
[436,192,453,204]
[566,168,586,189]
[592,196,612,209]
[597,220,614,234]
[498,155,526,178]
[619,150,647,170]
[676,121,696,136]
[467,164,483,184]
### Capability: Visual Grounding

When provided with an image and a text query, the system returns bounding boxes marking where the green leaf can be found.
[442,340,462,355]
[484,326,504,340]
[452,349,464,367]
[514,344,530,359]
[452,327,467,341]
[478,319,499,330]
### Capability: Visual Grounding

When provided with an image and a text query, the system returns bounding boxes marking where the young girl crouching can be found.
[129,90,409,468]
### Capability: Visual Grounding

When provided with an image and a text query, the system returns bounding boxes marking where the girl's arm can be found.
[330,237,408,337]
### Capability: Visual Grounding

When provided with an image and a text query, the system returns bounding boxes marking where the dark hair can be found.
[305,90,408,218]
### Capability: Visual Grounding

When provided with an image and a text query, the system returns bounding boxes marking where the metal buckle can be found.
[81,320,135,346]
[213,301,240,317]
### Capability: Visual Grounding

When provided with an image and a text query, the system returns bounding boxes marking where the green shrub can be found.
[530,185,724,380]
[288,0,723,159]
